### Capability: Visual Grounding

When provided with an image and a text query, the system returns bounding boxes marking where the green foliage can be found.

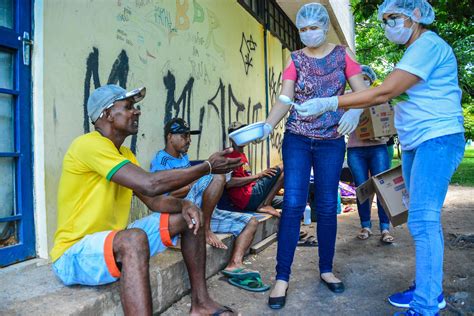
[351,0,474,138]
[463,104,474,140]
[392,148,474,186]
[351,0,473,22]
[352,17,403,76]
[450,148,474,187]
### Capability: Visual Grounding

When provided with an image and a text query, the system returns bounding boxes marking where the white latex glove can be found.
[260,122,273,140]
[294,96,339,117]
[252,122,273,144]
[337,109,363,135]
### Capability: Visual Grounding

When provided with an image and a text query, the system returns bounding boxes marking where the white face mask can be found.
[384,18,414,45]
[300,29,326,48]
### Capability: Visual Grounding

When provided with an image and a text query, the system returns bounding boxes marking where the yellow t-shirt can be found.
[50,131,139,262]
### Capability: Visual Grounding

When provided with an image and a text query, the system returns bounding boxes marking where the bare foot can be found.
[206,229,228,249]
[190,300,236,316]
[224,264,243,271]
[257,205,281,218]
[276,163,283,170]
[320,272,341,283]
[269,280,288,298]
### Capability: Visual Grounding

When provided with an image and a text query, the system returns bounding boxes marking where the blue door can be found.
[0,0,35,266]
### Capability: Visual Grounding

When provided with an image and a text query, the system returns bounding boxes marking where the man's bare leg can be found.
[113,228,152,316]
[224,217,258,271]
[202,175,227,249]
[260,170,284,208]
[168,213,234,315]
[255,170,284,217]
[257,205,281,217]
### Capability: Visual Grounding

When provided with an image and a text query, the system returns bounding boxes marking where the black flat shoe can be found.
[320,276,345,293]
[268,288,288,309]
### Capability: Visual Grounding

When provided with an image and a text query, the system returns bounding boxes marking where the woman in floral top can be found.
[261,3,369,309]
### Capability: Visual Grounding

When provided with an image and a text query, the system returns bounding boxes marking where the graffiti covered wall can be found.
[266,30,288,166]
[42,0,287,252]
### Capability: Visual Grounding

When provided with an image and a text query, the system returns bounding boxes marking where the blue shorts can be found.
[210,208,253,236]
[186,175,253,236]
[52,212,178,286]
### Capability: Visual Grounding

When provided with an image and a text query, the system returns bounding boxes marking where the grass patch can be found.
[463,147,474,158]
[391,158,401,168]
[451,147,474,187]
[390,147,474,187]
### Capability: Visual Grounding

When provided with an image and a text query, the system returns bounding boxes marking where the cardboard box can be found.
[356,165,409,227]
[355,103,396,140]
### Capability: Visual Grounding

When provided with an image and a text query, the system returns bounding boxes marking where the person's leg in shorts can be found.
[245,165,284,217]
[185,174,228,249]
[210,208,258,271]
[259,164,284,208]
[53,211,229,315]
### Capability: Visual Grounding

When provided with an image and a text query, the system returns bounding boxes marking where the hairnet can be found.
[378,0,435,25]
[361,65,377,84]
[296,3,330,31]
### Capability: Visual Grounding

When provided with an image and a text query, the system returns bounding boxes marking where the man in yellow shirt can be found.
[51,84,241,315]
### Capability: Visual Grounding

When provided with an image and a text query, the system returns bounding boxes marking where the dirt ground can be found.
[163,186,474,316]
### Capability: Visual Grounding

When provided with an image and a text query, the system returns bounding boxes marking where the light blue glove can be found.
[252,122,273,144]
[260,122,273,140]
[294,96,339,117]
[337,109,363,135]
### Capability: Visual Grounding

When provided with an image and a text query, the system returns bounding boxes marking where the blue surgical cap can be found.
[296,3,330,31]
[378,0,435,25]
[361,65,377,84]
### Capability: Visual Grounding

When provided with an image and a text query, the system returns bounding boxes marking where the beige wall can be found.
[41,0,290,253]
[329,0,355,51]
[266,30,287,166]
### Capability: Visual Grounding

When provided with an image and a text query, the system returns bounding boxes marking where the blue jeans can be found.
[276,132,345,281]
[402,133,464,315]
[347,145,390,232]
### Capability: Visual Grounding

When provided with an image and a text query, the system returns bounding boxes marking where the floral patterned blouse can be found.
[285,45,360,139]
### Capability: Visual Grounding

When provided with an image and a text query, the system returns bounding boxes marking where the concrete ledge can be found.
[0,215,278,315]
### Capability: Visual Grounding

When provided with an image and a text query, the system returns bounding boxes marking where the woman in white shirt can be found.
[293,1,465,315]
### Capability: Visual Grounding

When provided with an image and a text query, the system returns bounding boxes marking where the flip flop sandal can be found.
[381,231,395,244]
[357,228,373,240]
[228,276,270,292]
[211,305,236,316]
[343,206,355,213]
[297,236,318,247]
[299,231,308,240]
[221,267,261,280]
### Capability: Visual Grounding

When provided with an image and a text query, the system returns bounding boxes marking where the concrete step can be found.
[250,233,277,254]
[0,214,278,315]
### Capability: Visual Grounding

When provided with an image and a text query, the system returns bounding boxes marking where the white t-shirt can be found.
[395,31,464,151]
